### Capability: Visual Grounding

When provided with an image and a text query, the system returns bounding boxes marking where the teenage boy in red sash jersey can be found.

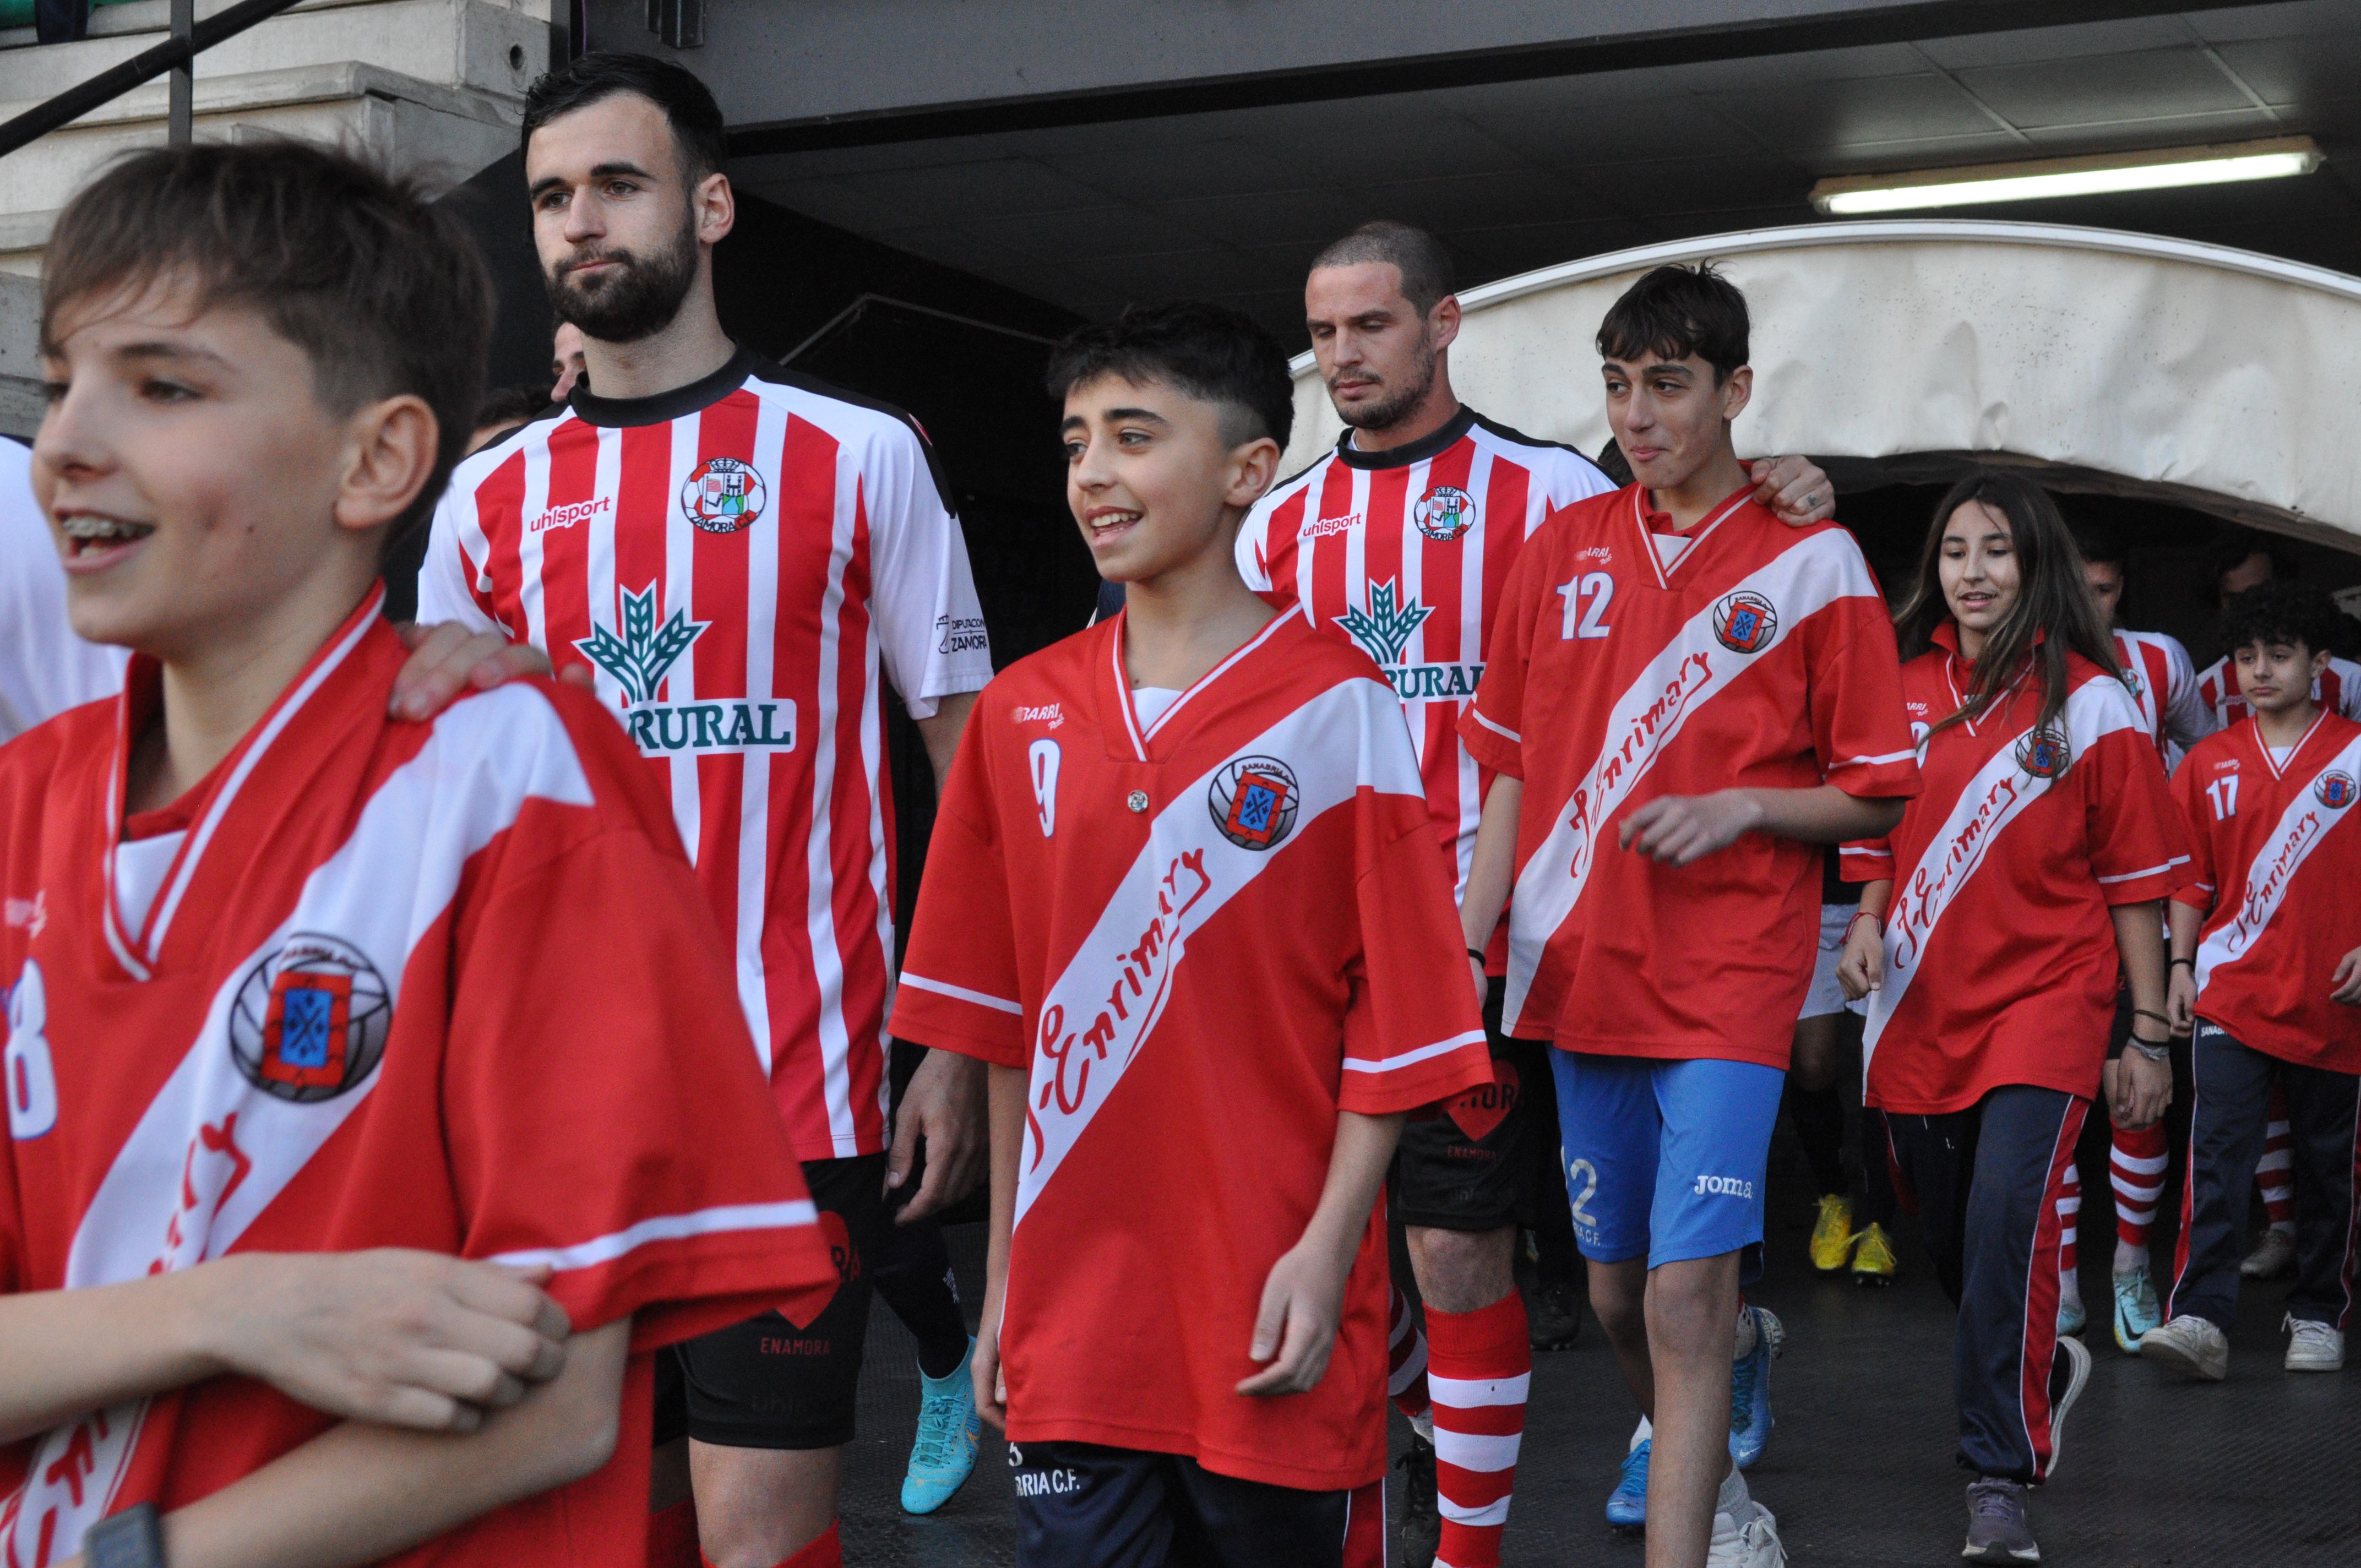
[2147,581,2361,1380]
[0,142,831,1568]
[892,302,1494,1567]
[1237,220,1840,1567]
[1459,264,1919,1568]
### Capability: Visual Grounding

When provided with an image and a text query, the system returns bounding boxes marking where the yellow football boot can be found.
[1809,1194,1857,1272]
[1852,1222,1899,1286]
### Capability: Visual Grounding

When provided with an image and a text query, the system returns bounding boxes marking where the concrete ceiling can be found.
[677,2,2361,336]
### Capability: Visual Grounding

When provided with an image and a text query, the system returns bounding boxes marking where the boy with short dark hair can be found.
[889,301,1494,1567]
[0,141,831,1568]
[1457,264,1919,1568]
[2147,580,2361,1381]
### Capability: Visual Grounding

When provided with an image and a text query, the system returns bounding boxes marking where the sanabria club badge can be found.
[681,456,767,535]
[2316,770,2357,808]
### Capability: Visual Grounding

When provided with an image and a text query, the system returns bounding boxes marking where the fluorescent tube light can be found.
[1811,137,2322,215]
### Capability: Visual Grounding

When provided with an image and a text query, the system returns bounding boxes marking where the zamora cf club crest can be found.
[1712,590,1779,655]
[2015,727,2071,779]
[575,582,797,756]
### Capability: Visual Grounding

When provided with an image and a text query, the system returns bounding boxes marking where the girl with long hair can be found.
[1835,471,2190,1566]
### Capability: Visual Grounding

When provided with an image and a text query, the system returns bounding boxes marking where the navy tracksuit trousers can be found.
[2166,1022,2360,1332]
[1885,1084,2087,1484]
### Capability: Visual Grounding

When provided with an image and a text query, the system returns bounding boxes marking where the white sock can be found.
[2272,1221,2296,1238]
[1409,1408,1433,1444]
[1715,1466,1749,1518]
[1733,1304,1759,1360]
[2058,1267,2083,1311]
[1630,1414,1652,1452]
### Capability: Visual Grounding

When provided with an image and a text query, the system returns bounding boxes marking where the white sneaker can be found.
[1707,1498,1787,1567]
[2044,1335,2091,1479]
[2139,1314,2229,1381]
[2241,1226,2298,1280]
[2284,1314,2346,1372]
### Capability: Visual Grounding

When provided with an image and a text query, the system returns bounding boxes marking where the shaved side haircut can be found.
[1309,220,1455,315]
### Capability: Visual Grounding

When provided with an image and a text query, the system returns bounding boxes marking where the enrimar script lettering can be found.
[1028,850,1214,1157]
[1564,650,1715,854]
[2231,810,2322,950]
[529,496,611,535]
[1892,773,2023,970]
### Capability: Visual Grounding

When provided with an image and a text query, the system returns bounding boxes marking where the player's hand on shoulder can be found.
[2330,945,2361,1006]
[1236,1243,1349,1398]
[1750,455,1836,527]
[195,1249,570,1431]
[390,621,588,723]
[1618,790,1765,866]
[1836,913,1883,1001]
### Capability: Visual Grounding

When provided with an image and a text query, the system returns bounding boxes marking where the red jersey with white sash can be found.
[1237,409,1615,919]
[0,595,833,1567]
[417,347,993,1161]
[890,609,1489,1490]
[2112,628,2205,764]
[2195,651,2361,731]
[1459,485,1919,1064]
[1849,631,2193,1115]
[2172,712,2361,1071]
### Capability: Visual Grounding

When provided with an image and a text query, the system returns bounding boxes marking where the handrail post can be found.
[168,0,193,145]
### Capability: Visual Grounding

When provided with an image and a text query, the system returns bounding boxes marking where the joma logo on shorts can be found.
[1693,1174,1754,1199]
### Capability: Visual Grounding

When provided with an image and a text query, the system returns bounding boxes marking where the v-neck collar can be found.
[1625,483,1754,591]
[1105,605,1301,763]
[101,586,387,980]
[2250,708,2330,782]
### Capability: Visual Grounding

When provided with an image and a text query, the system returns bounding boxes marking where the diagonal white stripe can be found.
[2196,727,2361,993]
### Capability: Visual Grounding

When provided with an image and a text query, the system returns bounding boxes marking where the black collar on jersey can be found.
[568,342,758,428]
[1331,404,1477,470]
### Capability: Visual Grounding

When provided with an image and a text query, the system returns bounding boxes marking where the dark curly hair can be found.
[2218,579,2349,662]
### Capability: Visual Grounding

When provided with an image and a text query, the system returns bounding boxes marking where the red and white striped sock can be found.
[2111,1120,2170,1271]
[1426,1292,1528,1568]
[2058,1163,2083,1311]
[2259,1084,2295,1233]
[1388,1283,1432,1425]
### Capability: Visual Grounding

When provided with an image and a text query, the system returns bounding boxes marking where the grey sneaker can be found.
[2285,1314,2346,1373]
[2242,1225,2298,1280]
[1706,1498,1787,1567]
[2140,1314,2229,1381]
[1963,1477,2039,1563]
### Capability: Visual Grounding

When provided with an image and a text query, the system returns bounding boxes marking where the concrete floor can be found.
[835,1142,2361,1566]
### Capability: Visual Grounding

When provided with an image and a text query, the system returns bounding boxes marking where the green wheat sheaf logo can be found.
[574,582,708,704]
[1335,579,1434,667]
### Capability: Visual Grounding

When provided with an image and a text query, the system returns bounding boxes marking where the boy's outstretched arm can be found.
[64,1319,631,1568]
[973,1062,1026,1430]
[0,1250,569,1445]
[1237,1109,1405,1397]
[1620,785,1906,867]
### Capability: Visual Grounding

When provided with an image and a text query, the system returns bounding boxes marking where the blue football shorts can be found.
[1549,1050,1784,1269]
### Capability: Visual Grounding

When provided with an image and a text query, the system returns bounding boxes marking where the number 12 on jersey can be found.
[1558,573,1614,641]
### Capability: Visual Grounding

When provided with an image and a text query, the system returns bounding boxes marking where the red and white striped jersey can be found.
[890,608,1490,1491]
[2194,651,2361,731]
[2173,712,2361,1072]
[1236,409,1614,932]
[418,348,994,1161]
[0,594,831,1567]
[1849,631,2192,1116]
[2111,628,2205,765]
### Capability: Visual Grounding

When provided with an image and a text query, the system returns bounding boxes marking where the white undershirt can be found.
[113,830,185,935]
[1651,533,1694,572]
[1131,687,1183,727]
[2268,744,2295,769]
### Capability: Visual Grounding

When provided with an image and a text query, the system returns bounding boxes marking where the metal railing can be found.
[0,0,307,161]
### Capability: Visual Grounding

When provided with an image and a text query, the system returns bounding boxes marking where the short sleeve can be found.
[414,487,502,635]
[2168,750,2219,911]
[1800,559,1921,799]
[1460,531,1548,779]
[2159,634,2210,755]
[1340,818,1492,1115]
[444,756,833,1352]
[2081,723,2194,906]
[1838,839,1895,883]
[891,726,1027,1066]
[863,421,992,718]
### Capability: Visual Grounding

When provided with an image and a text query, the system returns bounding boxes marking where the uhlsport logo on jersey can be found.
[229,934,391,1103]
[2015,727,2070,779]
[1209,755,1301,851]
[680,456,767,535]
[2317,770,2358,808]
[575,582,797,756]
[1712,590,1779,654]
[1335,579,1483,701]
[1413,484,1474,541]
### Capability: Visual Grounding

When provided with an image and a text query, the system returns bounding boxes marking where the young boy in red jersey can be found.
[1457,265,1919,1568]
[2146,580,2361,1380]
[888,302,1494,1567]
[0,143,833,1568]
